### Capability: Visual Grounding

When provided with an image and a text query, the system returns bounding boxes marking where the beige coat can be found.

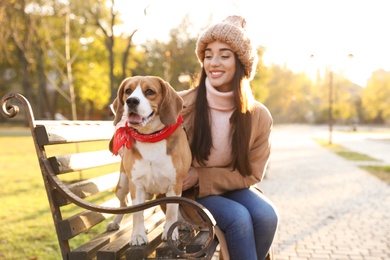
[179,87,273,198]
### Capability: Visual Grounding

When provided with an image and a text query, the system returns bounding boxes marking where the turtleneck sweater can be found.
[200,77,235,167]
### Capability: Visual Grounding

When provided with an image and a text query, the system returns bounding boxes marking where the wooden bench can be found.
[1,93,218,260]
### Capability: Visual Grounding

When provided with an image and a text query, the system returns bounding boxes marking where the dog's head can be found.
[112,76,183,132]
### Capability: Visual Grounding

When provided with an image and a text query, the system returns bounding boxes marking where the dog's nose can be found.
[126,97,140,108]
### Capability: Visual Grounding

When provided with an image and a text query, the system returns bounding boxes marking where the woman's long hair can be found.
[191,55,254,177]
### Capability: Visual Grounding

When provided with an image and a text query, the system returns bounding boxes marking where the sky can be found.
[115,0,390,86]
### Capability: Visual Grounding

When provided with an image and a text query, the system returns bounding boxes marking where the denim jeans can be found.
[197,187,279,260]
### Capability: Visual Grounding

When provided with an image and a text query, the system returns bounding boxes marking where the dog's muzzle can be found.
[125,97,154,126]
[126,97,140,110]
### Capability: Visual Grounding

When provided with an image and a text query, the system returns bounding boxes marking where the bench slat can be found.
[53,172,120,207]
[97,228,132,260]
[69,207,161,260]
[68,172,119,199]
[34,122,114,146]
[97,209,166,260]
[48,150,120,174]
[34,120,114,126]
[58,198,119,240]
[125,225,165,260]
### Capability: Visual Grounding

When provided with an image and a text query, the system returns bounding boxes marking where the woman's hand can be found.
[182,167,199,191]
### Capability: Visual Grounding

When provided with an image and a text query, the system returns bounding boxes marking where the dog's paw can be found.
[106,221,120,231]
[130,234,149,246]
[162,227,179,241]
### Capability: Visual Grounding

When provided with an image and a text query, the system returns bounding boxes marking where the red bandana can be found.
[112,115,184,155]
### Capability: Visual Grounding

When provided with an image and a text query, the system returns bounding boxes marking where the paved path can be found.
[331,127,390,165]
[258,124,390,260]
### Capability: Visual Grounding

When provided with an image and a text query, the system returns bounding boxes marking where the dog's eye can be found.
[145,89,155,96]
[125,89,132,95]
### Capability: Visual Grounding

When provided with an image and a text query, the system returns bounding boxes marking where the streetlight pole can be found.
[311,54,353,145]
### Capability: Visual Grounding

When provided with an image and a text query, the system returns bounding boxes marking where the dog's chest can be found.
[130,140,177,194]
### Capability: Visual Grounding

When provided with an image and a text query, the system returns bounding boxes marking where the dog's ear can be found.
[158,77,183,126]
[113,79,127,126]
[108,136,114,153]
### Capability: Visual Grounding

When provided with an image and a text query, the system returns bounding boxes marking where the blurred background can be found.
[1,0,390,126]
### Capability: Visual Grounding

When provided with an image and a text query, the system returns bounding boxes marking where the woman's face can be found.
[203,41,236,92]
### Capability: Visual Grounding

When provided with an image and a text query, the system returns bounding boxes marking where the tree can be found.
[262,64,316,123]
[251,46,269,103]
[140,15,199,90]
[362,69,390,123]
[331,76,362,124]
[0,0,42,117]
[0,0,129,119]
[85,0,147,105]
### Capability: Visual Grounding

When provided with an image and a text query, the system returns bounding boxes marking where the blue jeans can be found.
[197,187,278,260]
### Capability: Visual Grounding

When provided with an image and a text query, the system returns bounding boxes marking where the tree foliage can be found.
[362,69,390,123]
[139,14,199,90]
[0,0,142,119]
[331,75,361,124]
[262,65,316,123]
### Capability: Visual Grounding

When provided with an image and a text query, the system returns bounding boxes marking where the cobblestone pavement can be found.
[258,124,390,260]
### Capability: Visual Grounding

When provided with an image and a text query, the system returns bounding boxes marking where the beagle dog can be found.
[107,76,191,246]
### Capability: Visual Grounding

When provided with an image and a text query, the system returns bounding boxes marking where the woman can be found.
[179,15,279,260]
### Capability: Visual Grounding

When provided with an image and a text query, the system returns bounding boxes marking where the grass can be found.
[0,134,60,259]
[314,138,390,185]
[0,129,119,260]
[360,165,390,185]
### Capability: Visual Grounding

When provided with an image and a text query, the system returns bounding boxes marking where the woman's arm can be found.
[196,104,272,197]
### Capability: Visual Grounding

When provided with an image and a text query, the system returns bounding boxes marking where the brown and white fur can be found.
[107,76,191,246]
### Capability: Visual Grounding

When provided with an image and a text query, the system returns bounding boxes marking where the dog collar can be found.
[112,115,184,155]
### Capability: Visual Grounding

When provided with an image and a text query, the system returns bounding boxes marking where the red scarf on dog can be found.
[112,115,184,155]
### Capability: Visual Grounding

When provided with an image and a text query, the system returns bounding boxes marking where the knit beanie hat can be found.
[196,15,258,80]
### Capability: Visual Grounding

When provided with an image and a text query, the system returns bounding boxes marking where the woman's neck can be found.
[205,77,235,111]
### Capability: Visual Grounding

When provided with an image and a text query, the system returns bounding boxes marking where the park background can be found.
[1,0,390,125]
[1,0,390,259]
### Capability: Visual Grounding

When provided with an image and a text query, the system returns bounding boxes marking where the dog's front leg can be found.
[162,189,180,241]
[130,187,148,245]
[107,167,129,231]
